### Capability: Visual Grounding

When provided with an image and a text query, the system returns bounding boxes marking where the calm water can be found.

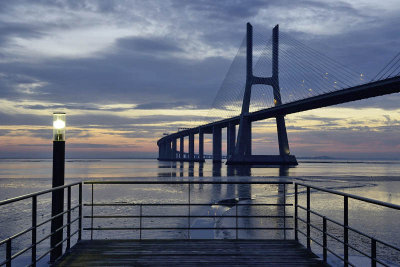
[0,158,400,266]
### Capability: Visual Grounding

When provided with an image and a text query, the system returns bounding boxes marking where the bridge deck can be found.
[56,239,325,266]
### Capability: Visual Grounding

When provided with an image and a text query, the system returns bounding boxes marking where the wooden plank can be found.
[56,240,326,266]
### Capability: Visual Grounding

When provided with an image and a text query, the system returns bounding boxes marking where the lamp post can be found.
[50,113,66,263]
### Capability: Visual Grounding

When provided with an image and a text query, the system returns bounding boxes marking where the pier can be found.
[1,180,400,266]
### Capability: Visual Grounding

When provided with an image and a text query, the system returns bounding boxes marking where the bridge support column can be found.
[226,23,297,166]
[245,120,251,156]
[158,143,163,160]
[166,141,172,160]
[227,123,236,158]
[172,139,177,160]
[189,133,194,161]
[179,136,184,160]
[276,115,290,156]
[199,129,204,161]
[213,126,222,163]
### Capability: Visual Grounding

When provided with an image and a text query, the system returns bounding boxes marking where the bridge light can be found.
[274,99,277,105]
[308,88,312,92]
[53,113,66,141]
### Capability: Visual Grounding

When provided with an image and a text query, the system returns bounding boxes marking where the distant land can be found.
[0,156,399,161]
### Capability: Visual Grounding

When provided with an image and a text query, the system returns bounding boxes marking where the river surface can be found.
[0,158,399,266]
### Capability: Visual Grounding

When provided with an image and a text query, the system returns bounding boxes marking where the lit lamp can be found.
[53,113,66,141]
[50,112,66,262]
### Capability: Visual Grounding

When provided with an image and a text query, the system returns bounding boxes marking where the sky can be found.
[0,0,399,159]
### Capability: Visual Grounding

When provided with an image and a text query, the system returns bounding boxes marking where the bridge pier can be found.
[199,129,204,161]
[172,139,177,160]
[226,22,297,166]
[179,136,184,160]
[189,133,195,161]
[212,126,222,163]
[159,140,171,160]
[227,123,236,158]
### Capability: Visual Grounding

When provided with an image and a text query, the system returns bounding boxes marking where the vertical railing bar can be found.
[78,183,82,241]
[91,184,94,240]
[307,186,311,251]
[67,186,71,251]
[295,183,298,241]
[323,216,327,263]
[344,196,349,267]
[371,238,376,267]
[32,196,37,267]
[236,204,238,240]
[188,183,191,239]
[6,238,11,267]
[140,204,142,240]
[283,183,286,240]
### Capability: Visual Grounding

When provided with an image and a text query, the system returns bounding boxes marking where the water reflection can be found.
[188,162,194,177]
[157,162,292,178]
[179,162,184,177]
[212,163,222,177]
[198,162,204,177]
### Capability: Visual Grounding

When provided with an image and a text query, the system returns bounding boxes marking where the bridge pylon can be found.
[226,23,298,165]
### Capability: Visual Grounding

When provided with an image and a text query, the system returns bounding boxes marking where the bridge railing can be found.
[83,181,293,240]
[295,183,400,267]
[0,182,82,267]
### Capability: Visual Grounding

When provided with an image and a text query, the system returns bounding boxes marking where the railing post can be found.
[78,183,82,241]
[188,183,191,239]
[283,183,286,240]
[140,204,142,240]
[344,196,348,267]
[6,238,11,267]
[294,184,298,241]
[91,184,94,240]
[67,186,71,250]
[32,196,37,267]
[371,238,376,267]
[323,216,327,263]
[307,186,311,251]
[50,139,65,263]
[236,204,238,240]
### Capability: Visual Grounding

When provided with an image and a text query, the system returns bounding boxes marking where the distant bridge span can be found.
[157,23,400,165]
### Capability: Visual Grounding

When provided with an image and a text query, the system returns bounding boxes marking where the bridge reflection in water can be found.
[157,161,290,178]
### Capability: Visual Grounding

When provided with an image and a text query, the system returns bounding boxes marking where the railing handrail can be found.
[295,182,400,210]
[0,182,82,206]
[0,182,82,267]
[84,180,292,185]
[295,182,400,267]
[85,181,291,241]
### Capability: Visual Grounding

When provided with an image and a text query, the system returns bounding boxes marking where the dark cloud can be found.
[134,101,197,109]
[117,36,183,54]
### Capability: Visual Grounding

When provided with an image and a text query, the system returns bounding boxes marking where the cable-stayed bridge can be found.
[157,23,400,165]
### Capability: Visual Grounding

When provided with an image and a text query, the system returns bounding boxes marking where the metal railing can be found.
[0,182,82,267]
[294,183,400,267]
[83,181,292,240]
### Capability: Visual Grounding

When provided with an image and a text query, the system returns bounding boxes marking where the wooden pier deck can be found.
[56,239,325,266]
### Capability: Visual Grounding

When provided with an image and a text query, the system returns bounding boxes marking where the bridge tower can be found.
[227,23,298,165]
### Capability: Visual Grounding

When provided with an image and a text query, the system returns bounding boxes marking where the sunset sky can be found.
[0,0,399,159]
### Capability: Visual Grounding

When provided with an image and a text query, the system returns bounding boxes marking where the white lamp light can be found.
[53,113,66,141]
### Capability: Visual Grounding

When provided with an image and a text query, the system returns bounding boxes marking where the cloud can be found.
[117,36,183,54]
[0,0,399,158]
